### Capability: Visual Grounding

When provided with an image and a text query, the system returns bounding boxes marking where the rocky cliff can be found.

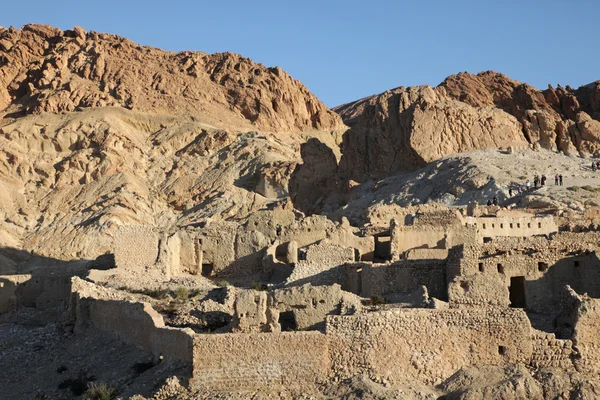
[0,24,344,258]
[0,24,343,133]
[333,71,600,182]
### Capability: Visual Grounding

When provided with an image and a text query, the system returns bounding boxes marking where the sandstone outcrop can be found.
[0,24,343,133]
[0,24,345,259]
[333,72,600,184]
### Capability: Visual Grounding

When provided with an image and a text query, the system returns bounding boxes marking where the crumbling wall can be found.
[467,215,557,241]
[450,239,600,312]
[0,274,30,313]
[285,242,354,287]
[389,222,476,260]
[326,308,533,386]
[0,273,76,314]
[71,278,194,364]
[568,289,600,374]
[358,260,447,300]
[390,225,446,256]
[191,332,329,391]
[448,274,509,308]
[114,226,160,271]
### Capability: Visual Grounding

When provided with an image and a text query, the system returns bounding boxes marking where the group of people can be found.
[523,174,563,192]
[486,196,499,206]
[503,174,564,199]
[592,161,600,171]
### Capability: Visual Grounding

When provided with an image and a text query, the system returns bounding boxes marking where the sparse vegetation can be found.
[216,280,230,287]
[370,295,387,306]
[567,186,580,192]
[84,382,116,400]
[174,286,189,300]
[58,373,96,396]
[251,281,268,291]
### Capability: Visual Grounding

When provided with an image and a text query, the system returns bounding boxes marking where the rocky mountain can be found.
[333,71,600,183]
[0,24,344,259]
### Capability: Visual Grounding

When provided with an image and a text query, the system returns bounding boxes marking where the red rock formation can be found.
[0,24,344,133]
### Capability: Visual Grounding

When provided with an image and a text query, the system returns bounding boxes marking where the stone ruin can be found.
[4,202,600,392]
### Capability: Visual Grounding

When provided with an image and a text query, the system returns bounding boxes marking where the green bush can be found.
[174,287,189,301]
[216,280,230,287]
[251,281,268,291]
[84,382,116,400]
[370,295,387,306]
[567,186,580,192]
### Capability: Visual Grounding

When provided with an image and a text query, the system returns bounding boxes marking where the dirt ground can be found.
[0,309,187,400]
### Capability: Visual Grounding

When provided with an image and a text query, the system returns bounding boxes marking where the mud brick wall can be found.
[191,332,329,390]
[326,308,532,386]
[360,260,447,300]
[114,226,159,270]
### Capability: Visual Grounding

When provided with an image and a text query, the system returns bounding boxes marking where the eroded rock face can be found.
[0,24,346,258]
[333,71,600,183]
[334,84,527,182]
[0,24,344,133]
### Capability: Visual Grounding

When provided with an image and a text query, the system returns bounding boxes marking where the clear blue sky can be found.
[1,0,598,107]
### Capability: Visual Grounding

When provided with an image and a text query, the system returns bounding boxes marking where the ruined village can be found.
[2,20,600,399]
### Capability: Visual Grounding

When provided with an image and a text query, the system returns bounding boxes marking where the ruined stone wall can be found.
[389,223,476,260]
[571,294,600,374]
[72,278,194,364]
[285,243,354,287]
[467,215,557,240]
[390,225,446,256]
[449,238,600,312]
[0,273,75,314]
[358,260,447,300]
[191,332,329,391]
[530,331,574,369]
[405,248,449,260]
[114,226,160,271]
[0,274,30,313]
[326,308,532,386]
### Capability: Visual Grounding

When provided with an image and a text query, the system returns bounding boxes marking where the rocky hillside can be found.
[0,24,345,259]
[333,71,600,182]
[0,24,343,132]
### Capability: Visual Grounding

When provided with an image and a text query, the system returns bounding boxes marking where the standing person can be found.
[487,199,492,206]
[559,174,563,186]
[509,187,513,197]
[593,161,597,171]
[493,196,498,206]
[555,174,559,185]
[534,176,539,188]
[541,175,546,186]
[596,161,599,169]
[526,180,531,191]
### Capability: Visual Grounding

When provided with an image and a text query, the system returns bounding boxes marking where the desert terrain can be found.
[2,24,600,399]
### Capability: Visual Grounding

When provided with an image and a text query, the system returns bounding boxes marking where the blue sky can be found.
[1,0,597,107]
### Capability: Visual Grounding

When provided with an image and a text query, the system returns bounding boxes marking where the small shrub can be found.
[138,288,169,299]
[251,281,268,291]
[58,374,96,396]
[174,287,189,301]
[518,176,527,180]
[189,289,201,297]
[567,186,580,192]
[84,382,116,400]
[370,295,387,306]
[216,280,230,287]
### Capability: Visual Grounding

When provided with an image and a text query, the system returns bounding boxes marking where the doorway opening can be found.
[201,263,214,277]
[278,311,297,331]
[509,276,526,308]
